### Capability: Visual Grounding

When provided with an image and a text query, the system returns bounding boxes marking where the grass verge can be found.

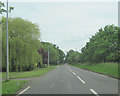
[73,63,118,78]
[2,72,24,79]
[10,66,55,79]
[2,66,56,95]
[2,80,27,95]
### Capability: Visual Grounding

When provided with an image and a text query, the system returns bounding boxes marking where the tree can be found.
[65,50,80,64]
[80,24,119,63]
[0,1,14,14]
[40,42,65,65]
[2,17,42,71]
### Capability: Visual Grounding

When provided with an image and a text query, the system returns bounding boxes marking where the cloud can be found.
[9,2,117,53]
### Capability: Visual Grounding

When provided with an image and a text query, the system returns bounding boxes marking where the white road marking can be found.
[69,69,72,72]
[66,66,72,72]
[76,76,85,83]
[18,86,30,95]
[90,89,99,96]
[72,72,76,75]
[66,65,86,84]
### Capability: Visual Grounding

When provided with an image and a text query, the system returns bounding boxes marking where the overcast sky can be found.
[3,1,118,53]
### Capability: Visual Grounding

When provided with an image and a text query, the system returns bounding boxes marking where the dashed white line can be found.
[90,89,99,96]
[76,76,85,84]
[69,69,72,72]
[18,86,30,95]
[72,72,76,75]
[66,66,85,84]
[66,66,72,72]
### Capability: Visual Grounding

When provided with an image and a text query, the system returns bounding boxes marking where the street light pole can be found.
[6,0,9,80]
[48,47,49,68]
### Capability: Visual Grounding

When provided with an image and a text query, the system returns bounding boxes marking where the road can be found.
[21,64,118,95]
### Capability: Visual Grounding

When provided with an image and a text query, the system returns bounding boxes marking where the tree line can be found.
[2,17,65,72]
[1,1,65,72]
[65,24,119,64]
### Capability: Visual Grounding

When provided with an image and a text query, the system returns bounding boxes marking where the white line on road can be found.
[90,89,99,96]
[69,69,72,72]
[76,76,85,83]
[72,72,76,75]
[18,86,30,95]
[66,65,86,84]
[66,66,72,72]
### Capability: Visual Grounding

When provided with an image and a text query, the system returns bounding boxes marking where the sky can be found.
[2,1,118,53]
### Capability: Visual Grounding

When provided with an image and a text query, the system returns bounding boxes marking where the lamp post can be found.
[6,0,9,80]
[48,47,49,68]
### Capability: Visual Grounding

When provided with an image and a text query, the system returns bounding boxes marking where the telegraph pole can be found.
[48,47,49,67]
[6,0,9,80]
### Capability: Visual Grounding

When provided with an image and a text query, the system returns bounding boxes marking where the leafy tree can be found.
[40,42,65,65]
[2,17,42,71]
[65,25,119,64]
[0,1,14,14]
[65,50,80,64]
[80,24,119,63]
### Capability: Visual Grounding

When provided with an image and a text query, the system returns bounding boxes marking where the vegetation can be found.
[80,25,119,63]
[2,72,24,79]
[65,25,119,64]
[2,17,43,72]
[2,16,65,72]
[73,63,118,78]
[2,66,55,95]
[2,66,55,79]
[2,80,27,95]
[65,25,119,78]
[0,1,14,14]
[10,66,55,79]
[1,1,119,94]
[39,42,65,65]
[65,50,80,64]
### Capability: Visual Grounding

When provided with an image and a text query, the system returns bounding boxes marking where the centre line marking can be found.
[76,76,85,83]
[90,89,99,96]
[72,72,76,75]
[18,86,30,95]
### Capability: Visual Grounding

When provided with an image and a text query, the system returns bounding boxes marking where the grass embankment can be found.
[2,66,56,95]
[2,80,27,95]
[73,63,118,78]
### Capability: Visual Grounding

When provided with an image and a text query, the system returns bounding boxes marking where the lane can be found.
[22,65,93,94]
[67,64,118,94]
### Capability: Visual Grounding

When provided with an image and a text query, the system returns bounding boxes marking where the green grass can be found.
[10,66,55,79]
[1,66,55,79]
[73,63,118,78]
[2,80,27,95]
[1,66,56,95]
[2,72,24,79]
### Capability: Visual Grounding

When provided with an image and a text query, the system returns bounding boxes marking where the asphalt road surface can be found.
[21,64,118,95]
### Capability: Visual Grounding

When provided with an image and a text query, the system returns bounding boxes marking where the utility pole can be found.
[6,0,9,80]
[48,47,49,68]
